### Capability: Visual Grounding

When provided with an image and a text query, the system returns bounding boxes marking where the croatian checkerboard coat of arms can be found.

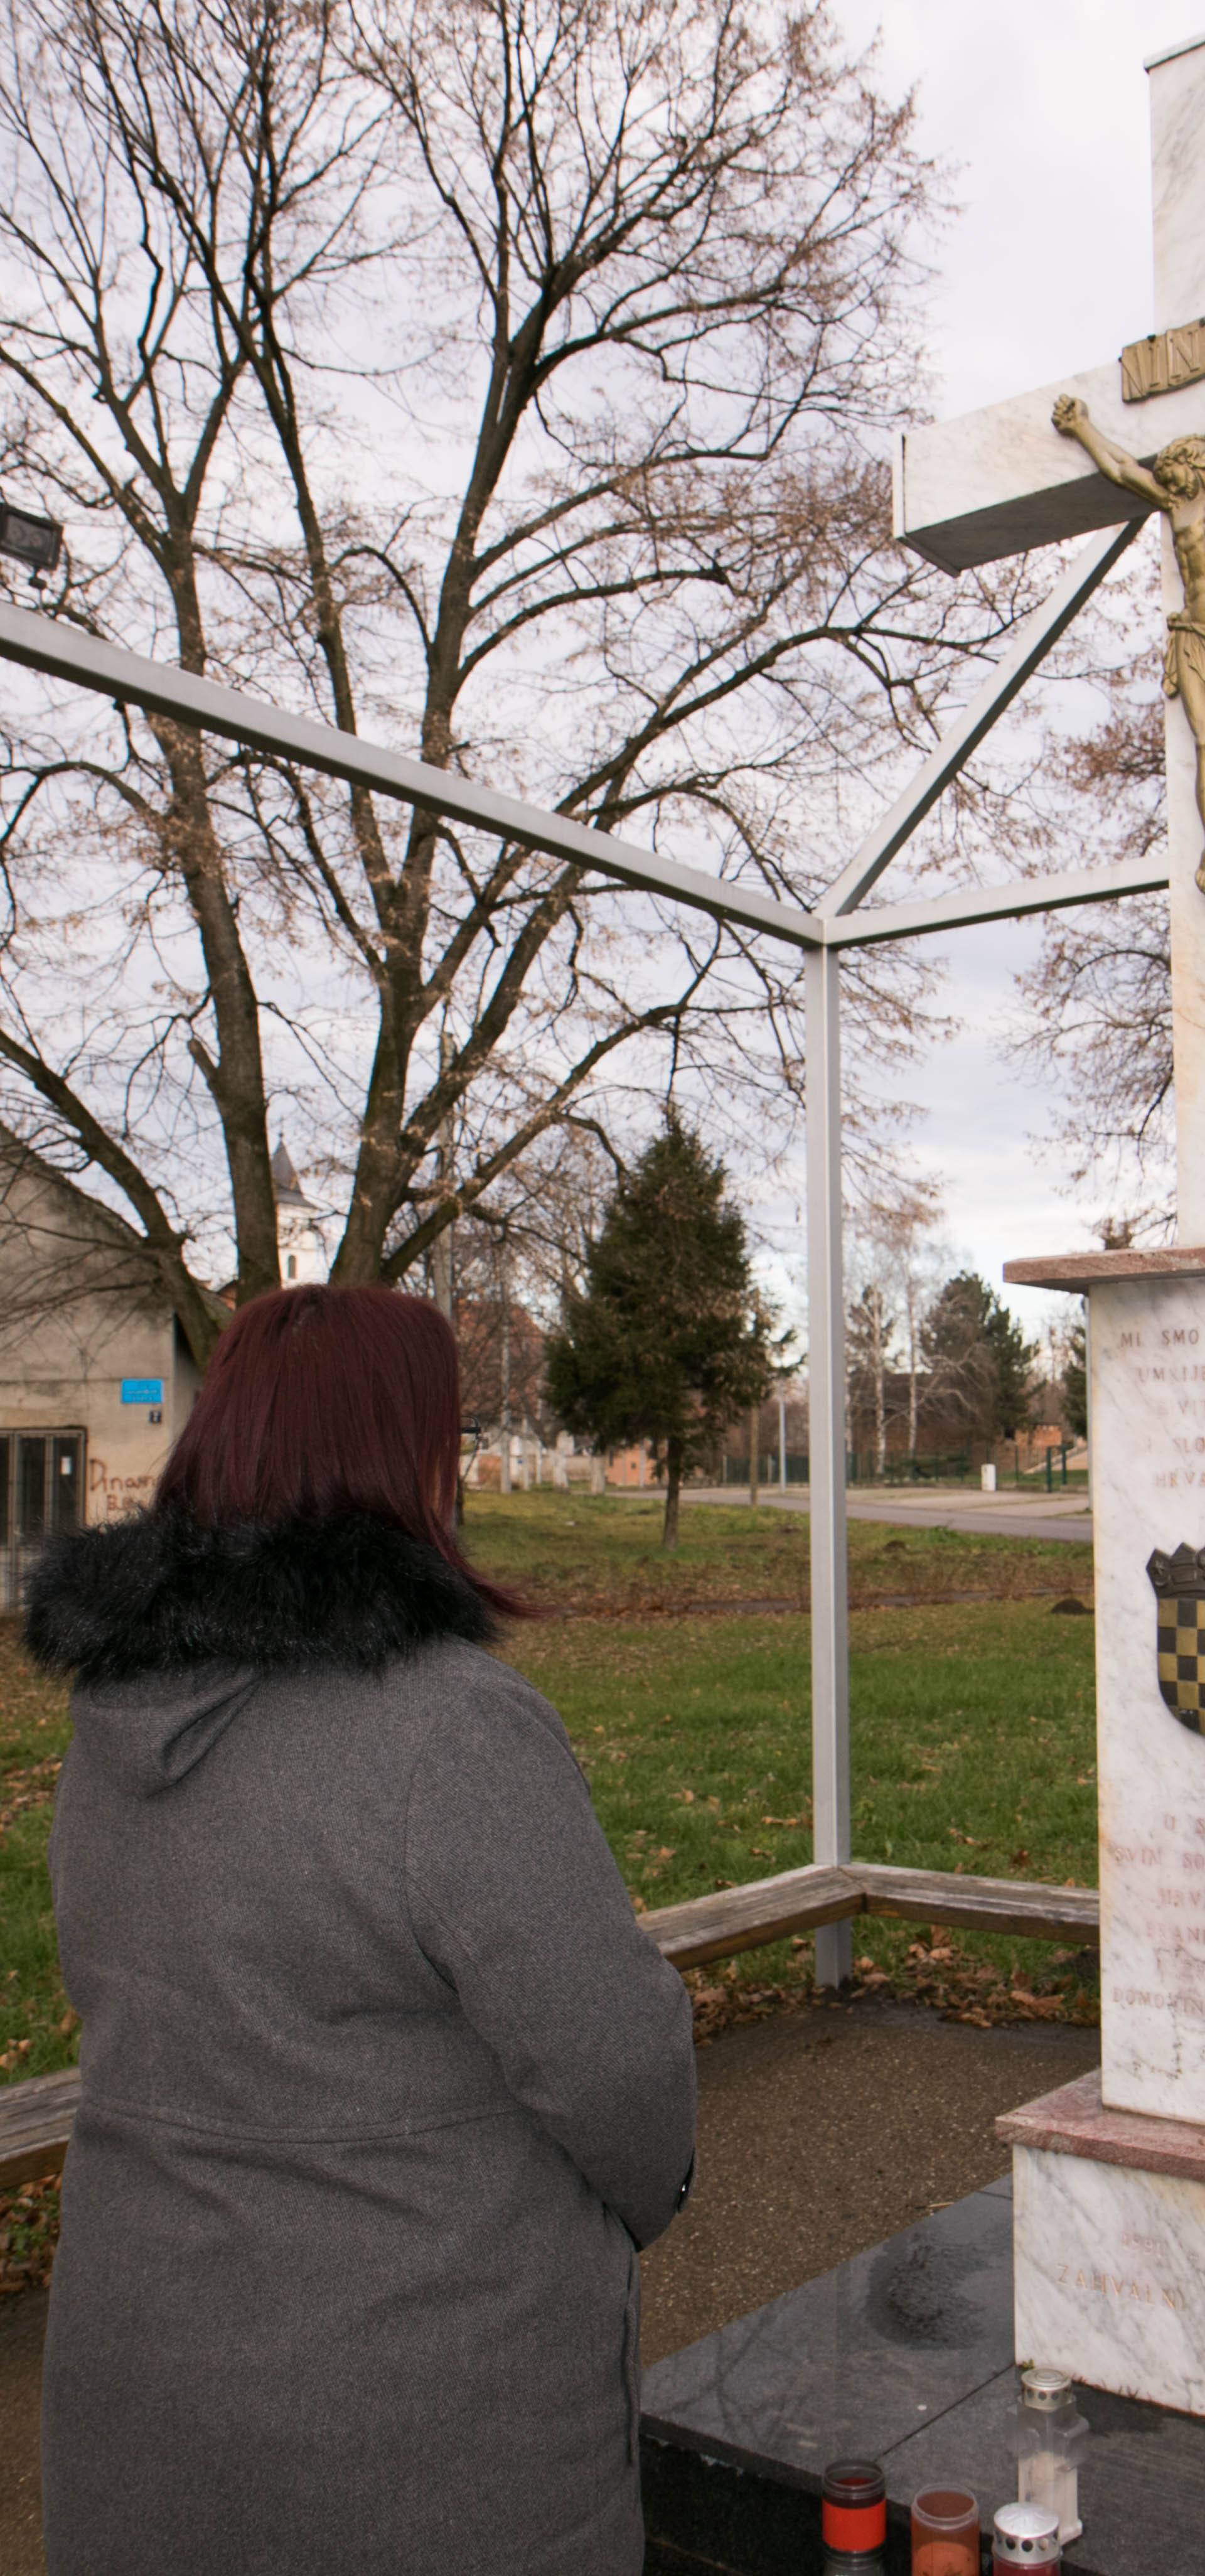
[1148,1546,1205,1733]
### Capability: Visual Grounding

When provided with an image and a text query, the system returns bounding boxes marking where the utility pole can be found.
[498,1235,512,1495]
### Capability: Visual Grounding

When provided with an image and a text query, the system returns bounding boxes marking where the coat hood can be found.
[26,1506,498,1694]
[63,1661,264,1799]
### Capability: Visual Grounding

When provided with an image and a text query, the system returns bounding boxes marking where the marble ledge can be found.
[998,2071,1205,2182]
[1003,1248,1205,1294]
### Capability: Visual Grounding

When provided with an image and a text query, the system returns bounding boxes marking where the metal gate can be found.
[0,1427,86,1613]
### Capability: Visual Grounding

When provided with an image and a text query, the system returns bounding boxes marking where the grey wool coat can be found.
[26,1510,697,2576]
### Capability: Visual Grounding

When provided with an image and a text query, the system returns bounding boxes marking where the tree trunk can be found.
[748,1403,760,1506]
[663,1436,683,1550]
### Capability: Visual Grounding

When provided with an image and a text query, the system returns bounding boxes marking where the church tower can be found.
[271,1139,327,1284]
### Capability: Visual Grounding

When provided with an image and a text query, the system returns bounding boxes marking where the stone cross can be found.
[896,33,1205,1240]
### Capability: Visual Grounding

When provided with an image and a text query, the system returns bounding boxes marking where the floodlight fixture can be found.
[0,497,63,586]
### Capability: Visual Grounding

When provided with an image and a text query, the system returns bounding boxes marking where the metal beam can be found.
[0,602,824,957]
[816,520,1143,919]
[820,851,1169,948]
[0,598,1168,957]
[804,945,852,1990]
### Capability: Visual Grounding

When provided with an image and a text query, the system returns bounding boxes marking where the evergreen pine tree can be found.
[983,1292,1037,1438]
[545,1117,776,1548]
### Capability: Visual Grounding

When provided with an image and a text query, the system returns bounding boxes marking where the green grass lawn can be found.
[462,1488,1093,1613]
[0,1643,79,2083]
[0,1495,1099,2095]
[501,1598,1098,2022]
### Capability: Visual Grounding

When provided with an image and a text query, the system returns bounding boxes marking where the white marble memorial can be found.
[999,1247,1205,2409]
[908,26,1205,2418]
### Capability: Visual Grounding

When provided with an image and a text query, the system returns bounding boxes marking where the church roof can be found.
[270,1137,311,1208]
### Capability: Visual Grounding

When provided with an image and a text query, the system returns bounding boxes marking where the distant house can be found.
[0,1133,325,1604]
[0,1144,217,1604]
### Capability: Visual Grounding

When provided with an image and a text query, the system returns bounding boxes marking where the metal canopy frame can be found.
[0,514,1160,1985]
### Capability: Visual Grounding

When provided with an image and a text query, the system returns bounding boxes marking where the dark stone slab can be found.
[640,2439,911,2575]
[640,2180,1205,2576]
[641,2189,1015,2481]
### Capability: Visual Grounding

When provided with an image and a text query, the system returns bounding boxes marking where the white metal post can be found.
[805,947,852,1988]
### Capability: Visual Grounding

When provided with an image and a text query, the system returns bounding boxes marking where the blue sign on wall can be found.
[121,1378,164,1406]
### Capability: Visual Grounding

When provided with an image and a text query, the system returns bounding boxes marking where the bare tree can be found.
[446,1119,616,1447]
[845,1278,896,1474]
[845,1186,945,1459]
[937,540,1175,1232]
[1012,669,1170,1221]
[0,0,1031,1361]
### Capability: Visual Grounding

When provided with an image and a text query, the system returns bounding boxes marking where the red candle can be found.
[822,2459,887,2570]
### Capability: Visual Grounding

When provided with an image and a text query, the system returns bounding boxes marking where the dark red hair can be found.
[157,1285,526,1619]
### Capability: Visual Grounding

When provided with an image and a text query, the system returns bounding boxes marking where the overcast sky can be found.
[786,1,1204,1336]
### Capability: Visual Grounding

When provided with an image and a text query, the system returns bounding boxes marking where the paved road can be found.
[683,1484,1093,1546]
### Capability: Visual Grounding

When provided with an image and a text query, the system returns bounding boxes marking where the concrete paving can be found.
[639,1999,1100,2366]
[684,1485,1093,1546]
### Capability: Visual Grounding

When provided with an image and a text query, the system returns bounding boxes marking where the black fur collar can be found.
[24,1506,498,1682]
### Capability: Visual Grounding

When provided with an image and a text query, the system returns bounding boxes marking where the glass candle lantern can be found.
[822,2459,887,2573]
[992,2501,1061,2574]
[1014,2366,1087,2543]
[911,2486,980,2576]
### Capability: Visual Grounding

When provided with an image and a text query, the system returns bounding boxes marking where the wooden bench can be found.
[0,1863,1100,2191]
[641,1859,1099,1970]
[0,2068,84,2191]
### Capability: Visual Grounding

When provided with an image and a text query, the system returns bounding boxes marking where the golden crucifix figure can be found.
[1053,395,1205,889]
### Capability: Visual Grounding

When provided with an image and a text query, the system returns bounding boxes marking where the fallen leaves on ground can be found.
[0,1755,62,1837]
[873,1934,1098,2029]
[0,2170,60,2296]
[679,1929,1100,2047]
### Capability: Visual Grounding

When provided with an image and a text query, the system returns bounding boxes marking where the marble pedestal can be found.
[1000,1247,1205,2413]
[998,2073,1205,2415]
